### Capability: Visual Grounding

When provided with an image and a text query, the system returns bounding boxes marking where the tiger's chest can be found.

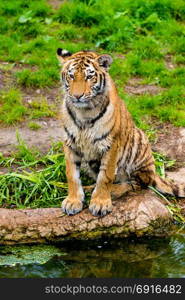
[61,98,114,161]
[63,125,111,161]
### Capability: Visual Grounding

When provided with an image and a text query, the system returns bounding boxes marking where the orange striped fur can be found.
[57,48,185,216]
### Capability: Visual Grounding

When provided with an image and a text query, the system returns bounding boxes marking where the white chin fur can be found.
[73,101,93,109]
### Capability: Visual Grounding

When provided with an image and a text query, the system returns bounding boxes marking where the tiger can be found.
[57,48,185,217]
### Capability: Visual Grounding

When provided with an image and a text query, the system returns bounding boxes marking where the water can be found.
[0,235,185,278]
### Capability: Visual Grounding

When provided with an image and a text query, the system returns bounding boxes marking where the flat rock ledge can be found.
[0,190,175,245]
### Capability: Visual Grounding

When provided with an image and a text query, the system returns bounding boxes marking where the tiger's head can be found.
[57,48,113,108]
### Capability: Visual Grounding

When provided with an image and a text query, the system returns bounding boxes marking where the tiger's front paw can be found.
[89,197,112,216]
[61,197,83,216]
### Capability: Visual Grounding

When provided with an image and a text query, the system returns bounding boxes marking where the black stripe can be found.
[117,126,129,165]
[94,122,114,143]
[152,180,157,188]
[172,184,179,196]
[88,159,99,164]
[88,160,100,174]
[134,174,152,187]
[75,161,81,168]
[64,126,75,143]
[66,103,82,129]
[118,139,128,166]
[160,177,169,185]
[104,145,110,153]
[136,169,154,174]
[68,145,83,158]
[89,98,109,125]
[135,161,154,172]
[66,97,109,129]
[140,145,149,160]
[91,61,99,72]
[135,152,152,170]
[133,130,142,162]
[132,170,154,187]
[99,74,103,90]
[125,133,135,165]
[102,73,106,89]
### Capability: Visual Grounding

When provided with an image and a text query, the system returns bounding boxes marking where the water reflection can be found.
[0,235,185,278]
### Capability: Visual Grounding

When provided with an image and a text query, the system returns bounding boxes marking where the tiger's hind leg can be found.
[110,182,141,199]
[83,181,140,199]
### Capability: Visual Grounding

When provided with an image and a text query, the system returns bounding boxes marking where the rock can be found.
[167,168,185,184]
[0,190,172,245]
[153,126,185,162]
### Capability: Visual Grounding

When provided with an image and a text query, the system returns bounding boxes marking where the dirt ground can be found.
[0,118,63,156]
[125,77,165,95]
[48,0,63,10]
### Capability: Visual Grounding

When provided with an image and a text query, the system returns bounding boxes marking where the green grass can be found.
[0,137,66,208]
[0,89,26,124]
[0,137,93,209]
[124,85,185,128]
[0,0,184,126]
[15,67,59,87]
[0,89,56,124]
[28,121,42,130]
[27,97,56,119]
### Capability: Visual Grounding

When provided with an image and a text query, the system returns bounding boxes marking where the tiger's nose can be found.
[74,93,83,100]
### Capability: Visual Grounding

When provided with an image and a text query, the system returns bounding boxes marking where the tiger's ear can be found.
[57,48,72,63]
[97,54,113,70]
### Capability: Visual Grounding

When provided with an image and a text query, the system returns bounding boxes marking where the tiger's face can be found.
[57,49,113,108]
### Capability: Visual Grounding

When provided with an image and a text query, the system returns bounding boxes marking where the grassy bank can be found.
[0,137,184,223]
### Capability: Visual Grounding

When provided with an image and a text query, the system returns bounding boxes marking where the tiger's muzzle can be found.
[70,94,93,108]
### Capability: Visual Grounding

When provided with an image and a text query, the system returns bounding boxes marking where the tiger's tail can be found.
[152,174,185,197]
